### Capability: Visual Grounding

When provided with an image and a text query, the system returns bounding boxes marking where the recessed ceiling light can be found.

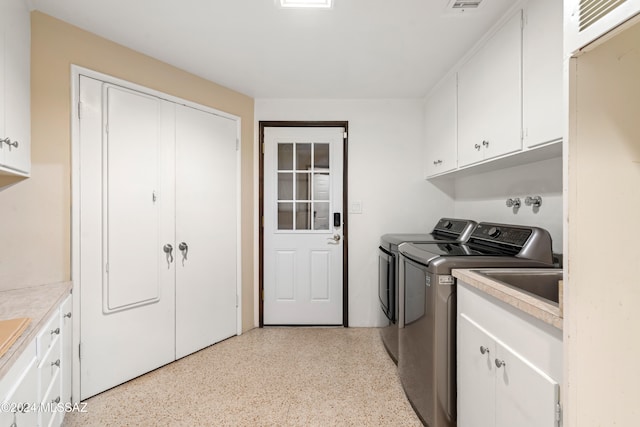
[279,0,333,9]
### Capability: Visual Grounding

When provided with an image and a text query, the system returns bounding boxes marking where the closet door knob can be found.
[163,244,174,267]
[495,359,506,368]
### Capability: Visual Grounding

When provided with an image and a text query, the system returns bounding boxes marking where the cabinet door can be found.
[457,314,496,427]
[1,0,30,174]
[482,10,522,161]
[523,0,563,148]
[458,49,486,167]
[495,341,560,427]
[424,74,458,177]
[0,356,38,427]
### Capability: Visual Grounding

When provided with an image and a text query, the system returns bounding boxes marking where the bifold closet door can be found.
[175,105,238,359]
[79,77,176,399]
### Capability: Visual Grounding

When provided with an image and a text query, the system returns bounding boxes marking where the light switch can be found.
[350,201,363,214]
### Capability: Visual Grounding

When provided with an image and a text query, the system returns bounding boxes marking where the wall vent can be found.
[447,0,484,13]
[579,0,628,31]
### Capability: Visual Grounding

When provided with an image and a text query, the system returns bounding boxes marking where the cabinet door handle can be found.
[64,312,72,319]
[50,327,60,335]
[51,396,61,404]
[495,359,506,368]
[51,359,61,368]
[482,140,490,147]
[474,143,481,150]
[479,346,490,355]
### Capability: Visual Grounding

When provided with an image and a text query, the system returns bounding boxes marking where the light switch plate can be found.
[349,201,363,214]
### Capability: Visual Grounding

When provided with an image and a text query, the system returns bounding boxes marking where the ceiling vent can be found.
[578,0,628,31]
[447,0,485,13]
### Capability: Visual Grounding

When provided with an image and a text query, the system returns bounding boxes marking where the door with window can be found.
[263,127,344,325]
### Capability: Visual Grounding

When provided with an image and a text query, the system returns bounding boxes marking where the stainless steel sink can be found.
[476,269,563,305]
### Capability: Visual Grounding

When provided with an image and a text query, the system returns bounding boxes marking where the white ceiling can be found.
[29,0,515,99]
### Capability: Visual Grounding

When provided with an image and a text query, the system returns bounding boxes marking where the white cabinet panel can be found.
[457,283,562,427]
[424,74,458,177]
[0,0,30,175]
[458,11,522,166]
[482,11,522,161]
[0,342,38,427]
[457,314,496,427]
[523,0,563,148]
[458,50,486,167]
[458,11,523,167]
[495,341,559,427]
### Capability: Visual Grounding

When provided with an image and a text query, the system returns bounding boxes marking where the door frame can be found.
[259,121,349,327]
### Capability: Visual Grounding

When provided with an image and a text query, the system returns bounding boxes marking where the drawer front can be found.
[36,310,61,358]
[37,336,61,402]
[39,370,61,427]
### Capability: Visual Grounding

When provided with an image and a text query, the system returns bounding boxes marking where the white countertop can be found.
[453,269,563,330]
[0,281,72,379]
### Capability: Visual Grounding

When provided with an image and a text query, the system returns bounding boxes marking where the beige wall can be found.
[0,12,254,332]
[566,21,640,426]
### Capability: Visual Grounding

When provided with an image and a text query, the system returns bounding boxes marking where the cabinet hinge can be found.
[105,262,109,274]
[77,101,83,119]
[78,342,82,360]
[236,138,240,151]
[343,131,348,139]
[236,294,239,308]
[261,143,265,154]
[555,403,562,424]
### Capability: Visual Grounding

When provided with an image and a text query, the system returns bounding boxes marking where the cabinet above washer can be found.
[424,0,562,180]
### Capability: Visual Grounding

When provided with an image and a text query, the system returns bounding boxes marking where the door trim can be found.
[259,121,349,327]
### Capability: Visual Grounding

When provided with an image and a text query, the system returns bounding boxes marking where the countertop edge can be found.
[453,269,563,330]
[0,281,73,380]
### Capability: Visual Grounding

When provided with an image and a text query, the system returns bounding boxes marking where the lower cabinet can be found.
[0,292,72,427]
[457,283,562,427]
[0,342,38,427]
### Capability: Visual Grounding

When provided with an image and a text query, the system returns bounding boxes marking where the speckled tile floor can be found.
[63,327,422,426]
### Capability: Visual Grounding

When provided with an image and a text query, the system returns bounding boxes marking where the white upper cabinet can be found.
[565,0,640,54]
[458,10,523,168]
[424,73,457,177]
[0,0,31,176]
[523,0,563,148]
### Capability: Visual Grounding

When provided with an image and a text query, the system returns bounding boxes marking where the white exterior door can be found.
[79,77,176,399]
[175,105,238,359]
[263,127,344,325]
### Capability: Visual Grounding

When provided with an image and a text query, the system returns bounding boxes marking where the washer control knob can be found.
[443,220,452,229]
[488,227,501,238]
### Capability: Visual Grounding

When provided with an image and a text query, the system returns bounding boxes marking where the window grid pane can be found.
[277,141,331,231]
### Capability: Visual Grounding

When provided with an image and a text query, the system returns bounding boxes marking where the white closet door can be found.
[79,77,176,399]
[175,105,237,359]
